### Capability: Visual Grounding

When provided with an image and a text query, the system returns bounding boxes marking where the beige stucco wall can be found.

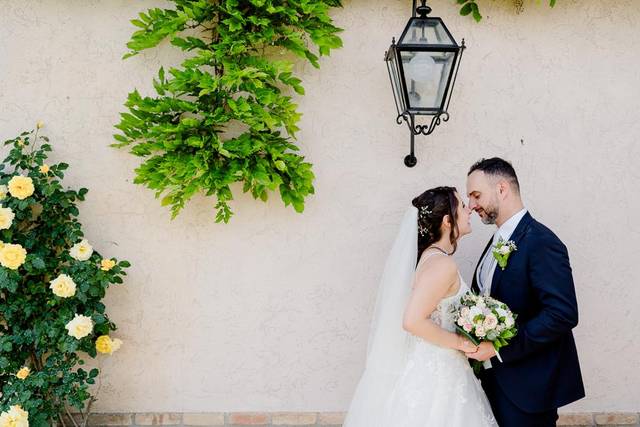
[1,0,639,414]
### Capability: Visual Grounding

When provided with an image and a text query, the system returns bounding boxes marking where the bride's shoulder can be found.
[416,252,457,279]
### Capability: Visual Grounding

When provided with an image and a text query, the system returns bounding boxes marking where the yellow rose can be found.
[65,314,93,339]
[0,185,7,200]
[100,258,116,271]
[36,121,44,129]
[0,405,29,427]
[69,239,93,261]
[96,335,123,355]
[0,207,15,230]
[39,164,50,174]
[0,243,27,270]
[49,274,76,298]
[8,176,35,200]
[16,367,30,380]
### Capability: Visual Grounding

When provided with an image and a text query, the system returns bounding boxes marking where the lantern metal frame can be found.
[385,0,466,167]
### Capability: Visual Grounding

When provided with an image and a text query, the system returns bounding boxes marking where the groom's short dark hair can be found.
[468,157,520,193]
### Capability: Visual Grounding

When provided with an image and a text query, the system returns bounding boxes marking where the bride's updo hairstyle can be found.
[412,186,460,262]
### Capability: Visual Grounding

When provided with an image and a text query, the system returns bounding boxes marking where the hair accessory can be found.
[418,205,433,237]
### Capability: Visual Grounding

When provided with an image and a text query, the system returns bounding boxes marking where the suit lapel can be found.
[490,212,533,297]
[472,237,494,294]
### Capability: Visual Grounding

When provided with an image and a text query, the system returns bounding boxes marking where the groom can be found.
[465,158,585,426]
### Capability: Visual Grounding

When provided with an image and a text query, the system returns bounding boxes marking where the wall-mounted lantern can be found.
[385,0,466,167]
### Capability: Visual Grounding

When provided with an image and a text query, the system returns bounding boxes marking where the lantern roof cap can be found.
[398,16,460,49]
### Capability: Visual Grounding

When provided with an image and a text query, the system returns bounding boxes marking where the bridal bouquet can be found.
[453,292,518,371]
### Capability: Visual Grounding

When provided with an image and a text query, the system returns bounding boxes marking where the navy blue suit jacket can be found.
[472,212,585,413]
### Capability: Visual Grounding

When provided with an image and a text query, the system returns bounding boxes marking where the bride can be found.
[343,186,497,427]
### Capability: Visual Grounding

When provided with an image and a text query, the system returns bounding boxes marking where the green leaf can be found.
[471,3,483,22]
[131,19,147,28]
[460,2,473,16]
[31,256,46,270]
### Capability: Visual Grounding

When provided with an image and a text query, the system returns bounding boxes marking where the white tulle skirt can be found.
[344,337,498,427]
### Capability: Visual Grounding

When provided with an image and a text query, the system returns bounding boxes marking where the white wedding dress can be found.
[343,208,497,427]
[378,254,497,427]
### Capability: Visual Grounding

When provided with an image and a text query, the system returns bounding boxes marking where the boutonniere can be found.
[492,238,517,270]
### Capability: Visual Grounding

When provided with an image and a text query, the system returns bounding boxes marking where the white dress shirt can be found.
[476,208,528,295]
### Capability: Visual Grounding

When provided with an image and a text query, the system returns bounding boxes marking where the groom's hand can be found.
[465,342,496,361]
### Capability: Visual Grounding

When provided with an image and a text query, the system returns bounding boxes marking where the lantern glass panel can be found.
[386,47,407,113]
[400,50,455,110]
[399,19,455,46]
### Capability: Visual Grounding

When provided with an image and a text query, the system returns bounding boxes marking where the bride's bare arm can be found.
[402,256,476,352]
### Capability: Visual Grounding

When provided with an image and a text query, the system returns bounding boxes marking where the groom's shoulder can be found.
[526,216,567,248]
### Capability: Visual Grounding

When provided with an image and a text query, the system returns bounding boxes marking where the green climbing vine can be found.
[114,0,343,222]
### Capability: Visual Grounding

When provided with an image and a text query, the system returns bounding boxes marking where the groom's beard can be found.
[479,206,499,225]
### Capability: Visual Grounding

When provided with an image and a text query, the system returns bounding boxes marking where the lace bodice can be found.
[429,277,468,332]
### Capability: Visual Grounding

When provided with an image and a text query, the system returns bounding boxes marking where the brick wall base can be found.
[58,412,640,427]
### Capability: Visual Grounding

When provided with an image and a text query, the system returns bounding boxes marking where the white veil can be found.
[343,207,418,427]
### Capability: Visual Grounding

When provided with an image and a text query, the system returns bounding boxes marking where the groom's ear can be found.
[497,179,510,198]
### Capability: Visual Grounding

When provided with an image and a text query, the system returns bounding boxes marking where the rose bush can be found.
[0,126,129,426]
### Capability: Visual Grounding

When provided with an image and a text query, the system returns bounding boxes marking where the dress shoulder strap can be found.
[416,250,448,269]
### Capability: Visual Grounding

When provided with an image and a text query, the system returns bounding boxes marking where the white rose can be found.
[70,239,93,261]
[0,207,15,230]
[475,325,486,338]
[483,314,498,330]
[505,316,515,328]
[65,314,94,339]
[498,245,511,255]
[463,323,473,332]
[49,274,77,298]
